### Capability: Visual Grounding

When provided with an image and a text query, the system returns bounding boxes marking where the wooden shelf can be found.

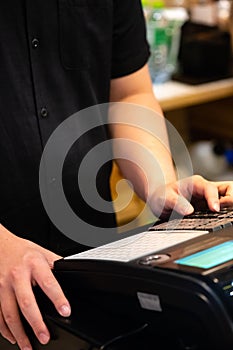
[154,78,233,111]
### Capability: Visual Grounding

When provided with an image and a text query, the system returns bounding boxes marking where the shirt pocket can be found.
[58,0,112,70]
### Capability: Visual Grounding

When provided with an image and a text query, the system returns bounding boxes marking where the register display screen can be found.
[175,241,233,269]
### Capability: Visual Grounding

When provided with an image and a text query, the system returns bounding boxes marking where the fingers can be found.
[202,180,233,211]
[172,195,194,216]
[0,264,50,350]
[217,181,233,197]
[149,184,194,218]
[31,255,71,318]
[178,176,221,212]
[149,176,231,218]
[13,275,50,346]
[179,177,233,213]
[0,229,72,349]
[148,176,233,220]
[202,181,220,212]
[17,253,71,346]
[0,252,70,349]
[218,182,233,208]
[0,306,16,345]
[0,289,32,350]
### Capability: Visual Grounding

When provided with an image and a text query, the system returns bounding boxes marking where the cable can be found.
[99,322,148,350]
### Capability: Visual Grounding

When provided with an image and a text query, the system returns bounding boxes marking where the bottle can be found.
[144,0,188,83]
[146,0,169,83]
[162,6,189,77]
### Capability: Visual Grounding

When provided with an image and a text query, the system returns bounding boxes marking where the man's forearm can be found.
[109,64,177,202]
[109,92,177,202]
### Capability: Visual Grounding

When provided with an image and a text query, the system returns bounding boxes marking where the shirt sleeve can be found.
[111,0,150,79]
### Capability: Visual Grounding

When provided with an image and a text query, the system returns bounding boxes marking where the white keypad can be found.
[65,230,207,263]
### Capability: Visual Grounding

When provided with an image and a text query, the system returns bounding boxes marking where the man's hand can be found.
[0,225,71,350]
[148,175,233,219]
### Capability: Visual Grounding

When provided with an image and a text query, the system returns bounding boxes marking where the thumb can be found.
[174,195,194,216]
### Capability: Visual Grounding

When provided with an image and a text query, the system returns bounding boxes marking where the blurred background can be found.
[111,0,233,230]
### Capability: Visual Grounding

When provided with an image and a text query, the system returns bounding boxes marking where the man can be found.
[0,1,233,350]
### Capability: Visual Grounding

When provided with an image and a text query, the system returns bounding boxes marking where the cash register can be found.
[1,209,233,349]
[54,208,233,350]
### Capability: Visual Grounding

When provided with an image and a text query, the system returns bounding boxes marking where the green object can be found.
[152,0,165,9]
[153,27,167,46]
[141,0,164,8]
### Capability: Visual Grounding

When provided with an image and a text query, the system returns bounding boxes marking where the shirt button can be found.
[32,38,39,49]
[40,107,48,118]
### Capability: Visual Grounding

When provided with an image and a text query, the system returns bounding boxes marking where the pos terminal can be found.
[53,209,233,350]
[2,209,233,349]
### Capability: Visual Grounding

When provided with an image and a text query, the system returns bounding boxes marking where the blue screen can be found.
[175,241,233,269]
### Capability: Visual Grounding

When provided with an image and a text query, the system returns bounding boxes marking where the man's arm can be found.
[109,64,233,218]
[109,64,177,201]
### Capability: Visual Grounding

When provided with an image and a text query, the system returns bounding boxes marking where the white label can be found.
[137,292,162,312]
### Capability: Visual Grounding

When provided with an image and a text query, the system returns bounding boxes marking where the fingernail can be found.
[213,202,220,211]
[39,332,50,344]
[181,204,193,215]
[59,304,71,317]
[23,347,32,350]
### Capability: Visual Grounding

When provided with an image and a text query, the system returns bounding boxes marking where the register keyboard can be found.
[150,208,233,232]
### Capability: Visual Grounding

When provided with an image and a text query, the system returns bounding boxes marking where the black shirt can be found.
[0,0,150,255]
